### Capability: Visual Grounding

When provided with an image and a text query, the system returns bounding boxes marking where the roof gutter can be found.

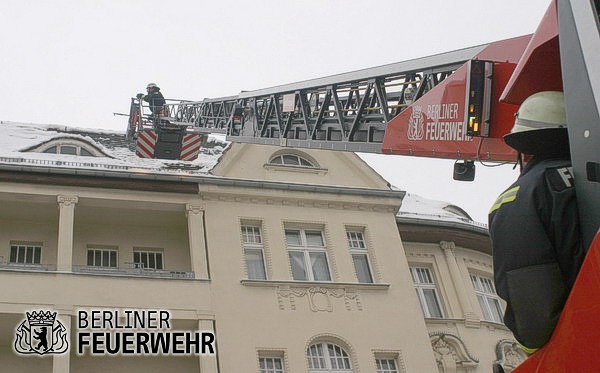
[396,215,489,235]
[0,163,405,200]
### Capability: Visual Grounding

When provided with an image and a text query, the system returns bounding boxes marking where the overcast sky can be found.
[1,0,553,223]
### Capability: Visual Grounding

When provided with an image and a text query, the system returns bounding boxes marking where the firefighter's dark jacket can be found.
[489,157,585,349]
[143,90,165,115]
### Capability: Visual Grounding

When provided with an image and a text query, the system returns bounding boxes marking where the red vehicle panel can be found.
[514,230,600,372]
[501,1,562,104]
[382,36,531,161]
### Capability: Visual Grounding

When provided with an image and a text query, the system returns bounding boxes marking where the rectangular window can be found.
[259,356,284,373]
[347,230,373,283]
[87,247,118,268]
[470,274,504,323]
[9,243,42,265]
[133,249,163,270]
[241,225,267,280]
[376,358,400,373]
[285,228,331,282]
[410,267,444,318]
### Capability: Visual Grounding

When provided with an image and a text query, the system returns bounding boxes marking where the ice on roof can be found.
[0,121,228,175]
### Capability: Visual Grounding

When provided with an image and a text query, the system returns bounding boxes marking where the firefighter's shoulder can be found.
[545,166,575,192]
[489,185,521,214]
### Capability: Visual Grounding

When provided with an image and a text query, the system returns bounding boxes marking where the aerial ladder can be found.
[126,0,599,370]
[128,37,529,165]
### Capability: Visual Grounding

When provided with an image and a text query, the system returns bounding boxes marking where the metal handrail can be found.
[0,261,56,271]
[72,265,194,279]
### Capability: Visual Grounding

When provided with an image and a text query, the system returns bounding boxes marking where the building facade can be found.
[397,194,528,372]
[0,122,524,372]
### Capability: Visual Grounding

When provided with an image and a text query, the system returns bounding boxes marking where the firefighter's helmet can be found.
[146,82,160,90]
[504,91,570,156]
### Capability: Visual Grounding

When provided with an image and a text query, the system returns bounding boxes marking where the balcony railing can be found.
[0,256,194,279]
[72,264,194,279]
[0,257,56,272]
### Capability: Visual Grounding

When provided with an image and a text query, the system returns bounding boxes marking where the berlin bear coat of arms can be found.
[14,310,69,355]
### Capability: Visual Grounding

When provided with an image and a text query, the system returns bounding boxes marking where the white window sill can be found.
[263,164,328,175]
[240,279,389,290]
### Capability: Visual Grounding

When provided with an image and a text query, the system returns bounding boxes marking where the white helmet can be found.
[504,91,569,156]
[146,82,159,89]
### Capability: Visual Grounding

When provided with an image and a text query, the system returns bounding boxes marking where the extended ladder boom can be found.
[159,44,488,153]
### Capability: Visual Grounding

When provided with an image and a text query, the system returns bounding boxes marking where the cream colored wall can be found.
[211,143,391,189]
[200,187,438,372]
[0,348,53,373]
[73,205,190,272]
[70,355,200,373]
[0,199,59,266]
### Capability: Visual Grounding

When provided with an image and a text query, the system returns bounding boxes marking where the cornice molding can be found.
[202,192,397,213]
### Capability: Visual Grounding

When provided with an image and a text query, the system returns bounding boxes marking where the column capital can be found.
[57,195,79,207]
[185,203,205,216]
[440,240,456,252]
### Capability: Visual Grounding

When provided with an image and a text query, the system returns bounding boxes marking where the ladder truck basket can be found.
[128,98,206,161]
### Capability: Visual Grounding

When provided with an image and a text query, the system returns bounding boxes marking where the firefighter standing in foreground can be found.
[489,91,586,352]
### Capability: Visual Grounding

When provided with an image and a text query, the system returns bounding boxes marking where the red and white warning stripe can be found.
[135,130,157,158]
[179,134,203,161]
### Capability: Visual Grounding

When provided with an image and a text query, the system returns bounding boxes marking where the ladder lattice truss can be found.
[165,44,488,153]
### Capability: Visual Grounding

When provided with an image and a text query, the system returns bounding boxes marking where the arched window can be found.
[24,137,110,157]
[269,153,315,167]
[442,205,472,220]
[307,342,353,372]
[43,144,93,156]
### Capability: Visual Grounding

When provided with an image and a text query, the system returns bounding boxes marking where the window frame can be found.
[269,154,316,168]
[133,248,164,270]
[307,342,353,372]
[41,142,101,157]
[376,357,400,373]
[258,356,285,373]
[87,247,118,268]
[241,224,267,280]
[9,242,42,265]
[346,230,374,283]
[409,266,445,318]
[285,228,332,282]
[470,273,504,323]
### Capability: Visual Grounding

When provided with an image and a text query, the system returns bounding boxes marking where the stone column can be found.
[57,195,78,272]
[198,319,218,373]
[53,311,71,373]
[440,241,479,326]
[186,204,209,279]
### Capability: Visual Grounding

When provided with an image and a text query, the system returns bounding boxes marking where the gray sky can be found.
[1,0,553,223]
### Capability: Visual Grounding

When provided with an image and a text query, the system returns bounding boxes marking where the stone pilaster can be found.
[57,195,78,272]
[198,319,218,372]
[440,241,479,327]
[186,204,209,279]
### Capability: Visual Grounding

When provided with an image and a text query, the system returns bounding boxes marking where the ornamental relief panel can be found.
[495,339,528,372]
[276,286,363,312]
[430,332,479,373]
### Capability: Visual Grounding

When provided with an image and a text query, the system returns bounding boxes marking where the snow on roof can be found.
[0,121,228,175]
[398,192,487,229]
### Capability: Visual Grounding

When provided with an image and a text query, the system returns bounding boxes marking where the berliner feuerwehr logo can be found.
[407,105,425,140]
[14,310,69,355]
